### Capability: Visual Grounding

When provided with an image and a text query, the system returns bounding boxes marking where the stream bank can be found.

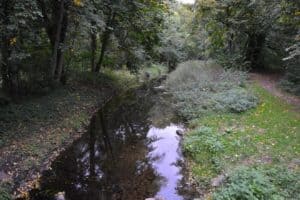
[0,83,114,199]
[14,80,196,200]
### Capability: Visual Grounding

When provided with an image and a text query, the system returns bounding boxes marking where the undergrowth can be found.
[171,61,300,199]
[183,126,224,180]
[139,63,168,81]
[166,60,258,119]
[183,84,300,198]
[213,166,300,200]
[0,183,12,200]
[72,68,139,92]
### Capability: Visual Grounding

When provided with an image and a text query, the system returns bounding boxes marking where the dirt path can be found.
[250,72,300,110]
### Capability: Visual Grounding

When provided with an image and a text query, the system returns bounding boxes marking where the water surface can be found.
[25,87,190,200]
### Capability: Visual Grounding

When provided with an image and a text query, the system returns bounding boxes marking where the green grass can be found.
[184,84,300,184]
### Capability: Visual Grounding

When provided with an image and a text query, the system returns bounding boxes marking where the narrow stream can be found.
[25,85,192,200]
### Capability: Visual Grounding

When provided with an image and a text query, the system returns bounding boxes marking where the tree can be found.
[37,0,75,82]
[195,0,281,69]
[0,0,41,97]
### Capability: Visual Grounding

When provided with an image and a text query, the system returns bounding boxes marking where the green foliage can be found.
[102,69,139,91]
[0,0,168,97]
[139,63,168,81]
[0,183,12,200]
[166,60,258,119]
[217,88,258,113]
[193,0,300,96]
[186,84,300,189]
[213,167,300,200]
[183,126,224,174]
[0,189,11,200]
[281,48,300,96]
[73,69,138,92]
[157,3,202,70]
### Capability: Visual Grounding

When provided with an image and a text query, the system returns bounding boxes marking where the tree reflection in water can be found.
[27,90,162,200]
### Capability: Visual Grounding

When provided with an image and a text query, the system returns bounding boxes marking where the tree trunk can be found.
[56,50,64,80]
[228,33,234,54]
[94,11,115,72]
[90,33,97,72]
[50,0,65,79]
[95,31,110,72]
[56,11,68,82]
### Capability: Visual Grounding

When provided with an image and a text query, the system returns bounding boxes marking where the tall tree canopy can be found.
[0,0,168,98]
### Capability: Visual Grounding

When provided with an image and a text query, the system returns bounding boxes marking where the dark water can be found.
[25,87,192,200]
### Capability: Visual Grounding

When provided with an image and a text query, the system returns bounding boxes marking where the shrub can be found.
[213,167,300,200]
[166,60,258,119]
[216,88,258,113]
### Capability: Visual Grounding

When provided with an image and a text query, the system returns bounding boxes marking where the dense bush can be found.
[166,60,258,119]
[213,167,300,200]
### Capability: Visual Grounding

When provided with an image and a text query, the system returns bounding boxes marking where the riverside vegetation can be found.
[165,60,300,199]
[1,0,300,199]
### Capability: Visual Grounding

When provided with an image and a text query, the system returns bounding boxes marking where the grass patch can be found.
[184,84,300,194]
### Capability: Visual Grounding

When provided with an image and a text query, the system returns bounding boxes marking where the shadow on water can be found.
[24,86,194,200]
